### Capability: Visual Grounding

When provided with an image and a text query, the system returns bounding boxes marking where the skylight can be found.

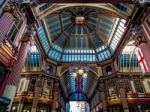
[37,6,127,62]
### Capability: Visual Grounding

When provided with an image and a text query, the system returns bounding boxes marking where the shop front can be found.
[0,97,10,111]
[0,41,16,111]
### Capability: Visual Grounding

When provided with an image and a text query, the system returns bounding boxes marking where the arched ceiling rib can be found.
[36,4,132,19]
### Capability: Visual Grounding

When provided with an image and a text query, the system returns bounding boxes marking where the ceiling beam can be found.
[59,12,64,32]
[68,8,77,16]
[52,21,74,43]
[61,23,76,49]
[50,13,73,16]
[83,8,94,16]
[85,11,119,18]
[82,24,99,60]
[96,31,108,45]
[38,4,127,19]
[82,25,97,49]
[59,23,76,60]
[87,22,108,46]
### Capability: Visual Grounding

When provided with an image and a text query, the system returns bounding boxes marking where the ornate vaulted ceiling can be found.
[36,4,133,62]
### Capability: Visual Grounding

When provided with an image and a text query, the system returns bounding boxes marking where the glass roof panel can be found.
[37,26,50,53]
[37,6,128,62]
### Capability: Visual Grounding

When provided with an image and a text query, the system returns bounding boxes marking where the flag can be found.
[75,77,83,93]
[135,47,149,74]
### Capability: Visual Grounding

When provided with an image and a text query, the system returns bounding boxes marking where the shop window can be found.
[47,65,53,74]
[42,80,50,96]
[108,79,117,95]
[29,78,36,92]
[37,104,49,112]
[124,79,131,93]
[106,66,112,75]
[0,65,6,85]
[7,19,23,43]
[11,103,19,112]
[22,103,32,112]
[134,80,144,93]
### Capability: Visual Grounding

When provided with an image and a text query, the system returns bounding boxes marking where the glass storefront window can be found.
[23,103,32,112]
[42,80,50,96]
[37,104,49,112]
[0,65,6,85]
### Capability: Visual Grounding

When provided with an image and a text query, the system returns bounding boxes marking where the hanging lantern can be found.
[72,72,77,78]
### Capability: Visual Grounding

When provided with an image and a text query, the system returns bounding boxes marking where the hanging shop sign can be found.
[0,41,16,67]
[0,97,10,105]
[0,49,11,66]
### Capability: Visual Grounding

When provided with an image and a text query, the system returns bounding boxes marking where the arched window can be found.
[118,41,141,72]
[106,66,112,75]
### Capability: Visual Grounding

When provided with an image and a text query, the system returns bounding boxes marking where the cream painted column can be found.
[118,78,129,112]
[130,80,136,93]
[16,102,24,112]
[142,79,150,93]
[97,67,103,77]
[2,32,34,111]
[56,66,62,77]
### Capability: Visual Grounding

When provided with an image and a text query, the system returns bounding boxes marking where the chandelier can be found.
[71,67,88,78]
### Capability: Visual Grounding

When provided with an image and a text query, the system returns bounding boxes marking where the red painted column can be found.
[52,82,59,112]
[2,33,33,111]
[31,78,42,112]
[99,81,107,112]
[118,78,129,112]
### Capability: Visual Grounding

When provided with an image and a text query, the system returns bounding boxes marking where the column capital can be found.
[26,25,36,36]
[21,25,36,44]
[3,5,20,20]
[21,34,34,44]
[134,35,147,46]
